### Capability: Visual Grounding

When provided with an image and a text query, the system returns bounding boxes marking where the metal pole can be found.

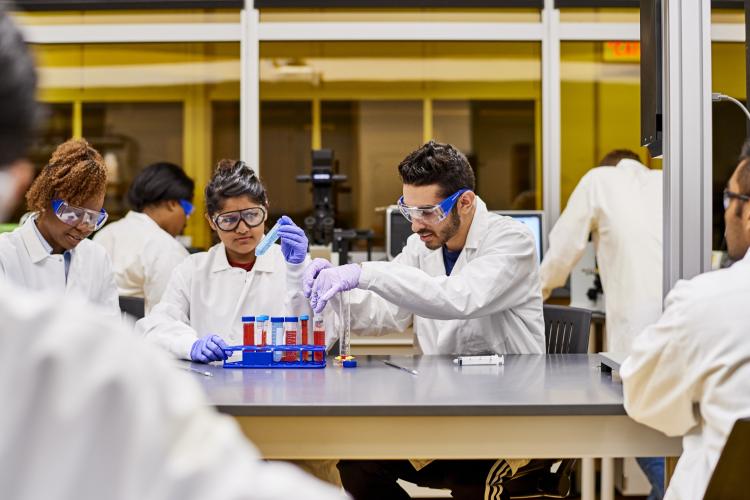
[746,0,750,137]
[542,0,561,239]
[662,0,713,294]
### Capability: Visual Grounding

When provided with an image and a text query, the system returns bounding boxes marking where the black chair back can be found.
[703,417,750,500]
[119,296,145,320]
[543,305,592,354]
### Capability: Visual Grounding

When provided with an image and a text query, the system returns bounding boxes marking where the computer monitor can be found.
[385,206,545,264]
[494,210,545,264]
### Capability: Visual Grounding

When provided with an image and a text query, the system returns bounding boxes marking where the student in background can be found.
[0,137,119,318]
[137,159,316,363]
[538,149,664,499]
[95,162,194,314]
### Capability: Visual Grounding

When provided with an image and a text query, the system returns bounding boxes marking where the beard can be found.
[417,210,461,250]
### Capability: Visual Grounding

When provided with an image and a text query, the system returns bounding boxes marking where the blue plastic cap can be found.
[256,315,269,321]
[299,314,310,321]
[270,317,285,322]
[284,316,298,322]
[241,316,255,322]
[343,359,357,368]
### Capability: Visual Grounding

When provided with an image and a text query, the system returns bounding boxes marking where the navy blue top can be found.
[442,247,462,276]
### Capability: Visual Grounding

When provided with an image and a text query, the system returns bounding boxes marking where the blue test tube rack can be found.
[222,345,326,369]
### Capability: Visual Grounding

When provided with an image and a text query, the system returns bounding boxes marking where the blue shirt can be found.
[442,246,462,276]
[31,217,72,282]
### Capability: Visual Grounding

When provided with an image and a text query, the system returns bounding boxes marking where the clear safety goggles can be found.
[397,188,469,224]
[51,199,108,231]
[723,189,750,210]
[213,206,266,232]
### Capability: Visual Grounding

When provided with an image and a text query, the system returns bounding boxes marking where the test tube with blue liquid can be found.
[255,219,282,256]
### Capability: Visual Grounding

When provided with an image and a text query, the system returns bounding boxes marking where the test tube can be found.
[283,316,299,362]
[299,314,310,362]
[338,291,351,360]
[270,317,284,362]
[242,316,255,346]
[255,315,268,346]
[313,315,325,362]
[254,219,282,257]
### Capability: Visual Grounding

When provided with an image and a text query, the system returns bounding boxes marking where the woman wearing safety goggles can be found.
[137,159,328,366]
[0,138,119,318]
[94,162,195,315]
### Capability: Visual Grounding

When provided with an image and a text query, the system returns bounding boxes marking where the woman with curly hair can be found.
[0,138,119,316]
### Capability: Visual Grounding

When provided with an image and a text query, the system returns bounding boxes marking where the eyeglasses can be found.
[51,199,108,231]
[178,199,194,217]
[397,188,469,224]
[212,206,266,232]
[723,189,750,210]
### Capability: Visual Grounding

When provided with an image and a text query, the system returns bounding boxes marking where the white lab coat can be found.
[539,159,663,353]
[348,197,545,355]
[0,215,119,318]
[0,279,347,500]
[620,251,750,500]
[137,242,318,360]
[94,210,189,314]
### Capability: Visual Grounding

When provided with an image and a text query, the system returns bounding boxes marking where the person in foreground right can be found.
[621,146,750,500]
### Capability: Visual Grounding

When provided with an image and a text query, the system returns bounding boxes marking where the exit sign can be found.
[603,41,641,62]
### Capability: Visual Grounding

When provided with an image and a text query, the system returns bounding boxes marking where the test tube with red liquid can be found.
[283,316,299,362]
[299,314,310,361]
[242,316,255,346]
[255,315,268,346]
[313,315,325,362]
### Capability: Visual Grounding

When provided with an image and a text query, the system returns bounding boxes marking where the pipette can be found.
[255,219,282,256]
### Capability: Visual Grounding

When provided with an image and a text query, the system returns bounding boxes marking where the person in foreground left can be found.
[0,9,347,500]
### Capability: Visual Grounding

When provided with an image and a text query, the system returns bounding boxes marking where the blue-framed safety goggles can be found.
[51,199,108,231]
[397,188,469,224]
[179,199,194,217]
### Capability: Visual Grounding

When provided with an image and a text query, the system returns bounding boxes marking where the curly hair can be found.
[26,138,107,212]
[397,141,475,199]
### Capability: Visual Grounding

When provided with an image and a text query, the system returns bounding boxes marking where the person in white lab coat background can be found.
[538,149,664,499]
[622,147,750,500]
[137,159,314,363]
[95,161,194,314]
[0,137,119,318]
[0,10,346,500]
[303,141,544,499]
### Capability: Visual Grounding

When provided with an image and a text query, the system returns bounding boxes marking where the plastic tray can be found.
[222,345,326,369]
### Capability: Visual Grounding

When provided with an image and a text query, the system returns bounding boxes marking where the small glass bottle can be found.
[313,315,325,363]
[270,317,285,362]
[242,316,255,346]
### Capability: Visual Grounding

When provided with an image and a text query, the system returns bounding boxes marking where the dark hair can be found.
[599,149,641,167]
[0,9,40,167]
[205,159,267,215]
[127,162,194,211]
[397,141,475,198]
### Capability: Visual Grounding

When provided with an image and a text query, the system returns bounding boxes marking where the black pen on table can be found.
[382,359,418,376]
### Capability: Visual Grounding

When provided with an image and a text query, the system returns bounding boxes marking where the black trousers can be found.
[337,459,515,500]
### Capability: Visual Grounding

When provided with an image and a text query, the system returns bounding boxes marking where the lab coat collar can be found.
[20,216,54,264]
[617,158,649,172]
[126,210,161,230]
[210,242,276,274]
[462,197,489,251]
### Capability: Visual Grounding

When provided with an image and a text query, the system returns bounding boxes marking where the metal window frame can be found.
[17,2,725,289]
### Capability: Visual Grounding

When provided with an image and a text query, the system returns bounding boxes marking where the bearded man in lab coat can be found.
[303,141,545,499]
[621,148,750,500]
[0,10,346,500]
[538,149,664,498]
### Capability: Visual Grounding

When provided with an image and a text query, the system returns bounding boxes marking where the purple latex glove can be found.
[276,215,308,264]
[310,263,361,314]
[190,334,229,363]
[303,258,333,298]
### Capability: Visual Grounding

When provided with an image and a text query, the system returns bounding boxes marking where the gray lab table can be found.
[190,354,682,461]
